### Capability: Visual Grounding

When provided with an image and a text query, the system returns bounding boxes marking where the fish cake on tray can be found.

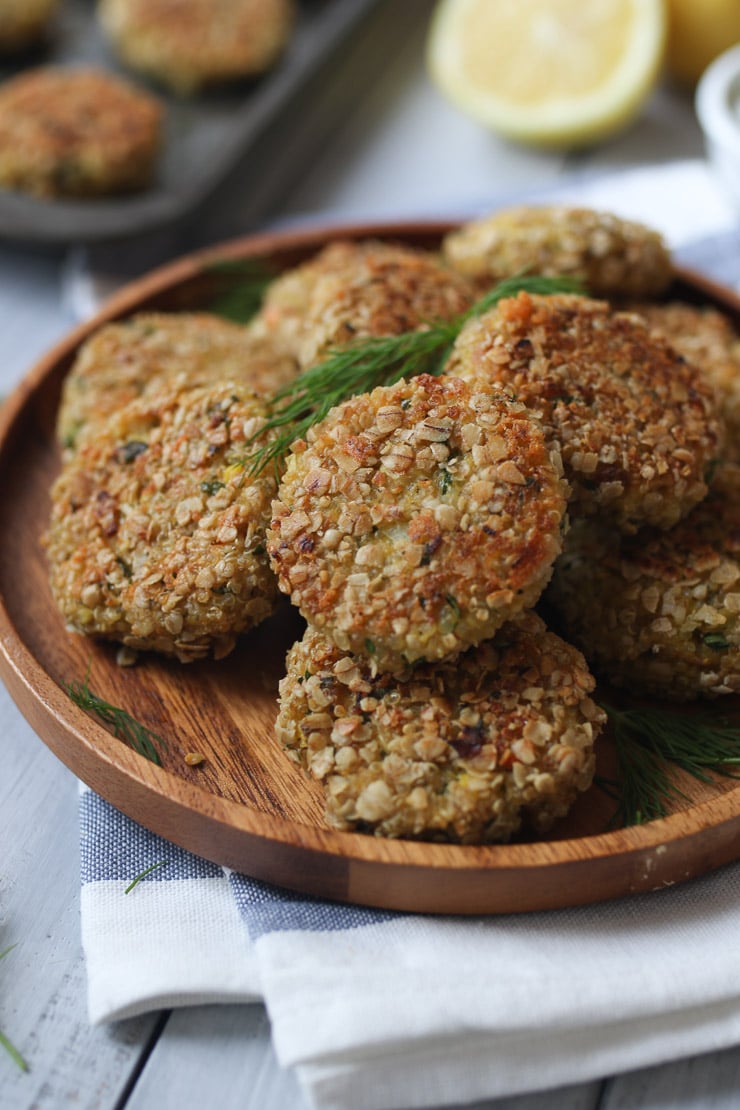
[0,66,162,198]
[444,291,722,532]
[98,0,294,95]
[276,615,605,843]
[547,463,740,701]
[57,311,298,451]
[267,373,569,672]
[0,0,57,52]
[46,382,279,662]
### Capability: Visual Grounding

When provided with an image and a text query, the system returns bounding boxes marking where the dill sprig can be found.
[245,273,584,476]
[66,676,167,766]
[599,703,740,827]
[125,861,167,894]
[0,945,28,1072]
[205,257,276,324]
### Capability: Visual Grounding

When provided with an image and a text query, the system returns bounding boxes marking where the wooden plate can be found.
[3,219,740,916]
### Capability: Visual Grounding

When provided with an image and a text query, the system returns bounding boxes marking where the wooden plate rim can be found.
[2,219,740,910]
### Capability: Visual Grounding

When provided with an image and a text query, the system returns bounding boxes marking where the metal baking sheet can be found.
[0,0,380,244]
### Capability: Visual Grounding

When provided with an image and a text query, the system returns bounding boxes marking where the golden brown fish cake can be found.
[276,615,605,842]
[628,300,740,459]
[445,291,722,533]
[57,311,298,450]
[442,205,673,298]
[267,373,568,671]
[548,463,740,700]
[257,239,476,369]
[98,0,294,95]
[0,66,162,198]
[46,382,279,662]
[0,0,56,52]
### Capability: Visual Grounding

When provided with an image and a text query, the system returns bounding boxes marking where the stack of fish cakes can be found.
[45,208,740,843]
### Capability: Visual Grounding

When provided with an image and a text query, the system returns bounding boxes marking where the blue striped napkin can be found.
[79,174,740,1110]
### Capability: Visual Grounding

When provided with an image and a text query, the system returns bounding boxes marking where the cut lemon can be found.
[426,0,667,148]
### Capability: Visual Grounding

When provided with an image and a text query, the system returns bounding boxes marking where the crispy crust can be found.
[628,300,740,459]
[442,205,673,298]
[46,382,279,662]
[0,66,162,198]
[276,615,604,842]
[445,292,722,532]
[267,373,568,670]
[257,239,476,369]
[98,0,294,94]
[548,463,740,700]
[57,311,298,450]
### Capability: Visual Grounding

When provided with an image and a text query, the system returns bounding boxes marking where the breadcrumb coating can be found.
[257,239,475,369]
[445,291,722,532]
[57,311,298,450]
[98,0,294,94]
[628,300,740,460]
[548,463,740,701]
[443,205,672,298]
[46,382,279,662]
[267,373,568,671]
[276,615,604,842]
[0,66,162,198]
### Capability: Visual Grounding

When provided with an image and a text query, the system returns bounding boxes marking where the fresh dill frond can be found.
[66,676,168,766]
[125,861,167,894]
[0,946,28,1072]
[600,703,740,827]
[204,257,276,324]
[245,273,584,476]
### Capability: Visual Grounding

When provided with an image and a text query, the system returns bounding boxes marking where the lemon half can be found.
[427,0,667,148]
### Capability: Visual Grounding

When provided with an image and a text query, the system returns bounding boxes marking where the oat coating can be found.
[0,66,162,199]
[57,311,298,451]
[276,614,604,842]
[442,205,673,299]
[257,239,475,369]
[548,463,740,701]
[98,0,294,95]
[445,291,722,533]
[0,0,56,52]
[46,382,280,662]
[267,374,568,671]
[628,300,740,459]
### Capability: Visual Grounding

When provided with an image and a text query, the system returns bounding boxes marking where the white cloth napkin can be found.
[78,160,740,1110]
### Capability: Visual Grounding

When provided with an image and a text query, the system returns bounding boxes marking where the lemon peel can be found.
[426,0,667,149]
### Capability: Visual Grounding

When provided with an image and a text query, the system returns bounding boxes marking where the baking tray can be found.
[0,0,380,244]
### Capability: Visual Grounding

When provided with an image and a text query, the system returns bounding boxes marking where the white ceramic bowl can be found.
[696,43,740,209]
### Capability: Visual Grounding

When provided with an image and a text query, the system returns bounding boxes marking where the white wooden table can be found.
[3,3,740,1107]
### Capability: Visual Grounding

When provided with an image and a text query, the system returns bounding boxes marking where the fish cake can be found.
[98,0,294,95]
[257,239,475,369]
[57,311,298,450]
[46,382,279,662]
[548,463,740,700]
[445,291,722,532]
[276,615,605,842]
[267,373,568,671]
[0,0,56,52]
[442,205,673,298]
[629,300,740,459]
[0,66,162,198]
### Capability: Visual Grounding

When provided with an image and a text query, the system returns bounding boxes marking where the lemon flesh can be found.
[427,0,666,148]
